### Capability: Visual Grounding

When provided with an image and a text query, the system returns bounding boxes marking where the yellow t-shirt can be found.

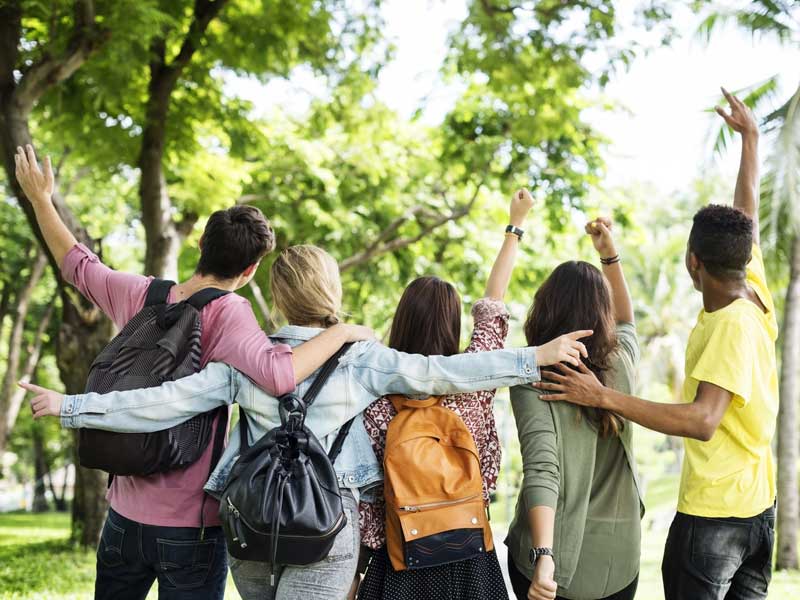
[677,244,779,518]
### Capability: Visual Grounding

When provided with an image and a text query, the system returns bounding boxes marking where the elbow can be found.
[690,414,719,442]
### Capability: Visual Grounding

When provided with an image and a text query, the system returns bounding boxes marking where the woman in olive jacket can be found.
[505,217,644,600]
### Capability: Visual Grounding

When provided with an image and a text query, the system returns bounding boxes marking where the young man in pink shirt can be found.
[15,145,373,600]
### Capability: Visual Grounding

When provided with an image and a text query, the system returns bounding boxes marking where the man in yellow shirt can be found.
[533,87,778,600]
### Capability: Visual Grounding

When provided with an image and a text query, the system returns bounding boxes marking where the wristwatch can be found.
[505,225,524,239]
[529,546,553,569]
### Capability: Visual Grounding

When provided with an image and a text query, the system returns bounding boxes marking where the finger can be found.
[25,144,39,172]
[18,381,48,394]
[534,382,565,392]
[721,86,735,105]
[563,355,579,367]
[43,155,54,185]
[715,106,734,125]
[33,408,52,419]
[539,393,568,402]
[575,341,588,358]
[597,222,611,237]
[566,329,593,340]
[16,146,29,170]
[553,362,573,374]
[543,370,568,383]
[577,360,593,374]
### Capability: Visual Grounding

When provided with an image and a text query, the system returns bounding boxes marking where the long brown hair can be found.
[388,276,461,357]
[524,261,623,437]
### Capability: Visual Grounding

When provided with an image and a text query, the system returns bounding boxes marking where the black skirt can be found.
[358,547,509,600]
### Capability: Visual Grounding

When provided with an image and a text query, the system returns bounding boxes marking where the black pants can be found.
[507,553,638,600]
[94,508,228,600]
[662,506,774,600]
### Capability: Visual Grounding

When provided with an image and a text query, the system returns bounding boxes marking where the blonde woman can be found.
[25,243,590,600]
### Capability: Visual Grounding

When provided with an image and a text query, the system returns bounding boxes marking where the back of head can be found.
[688,204,753,279]
[270,245,343,327]
[389,276,461,357]
[197,206,275,279]
[524,261,622,436]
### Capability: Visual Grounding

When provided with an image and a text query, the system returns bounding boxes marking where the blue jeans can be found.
[94,508,228,600]
[662,505,775,600]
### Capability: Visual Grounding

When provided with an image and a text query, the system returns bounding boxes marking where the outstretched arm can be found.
[533,363,732,441]
[484,188,534,300]
[716,87,760,244]
[585,216,633,323]
[14,145,78,266]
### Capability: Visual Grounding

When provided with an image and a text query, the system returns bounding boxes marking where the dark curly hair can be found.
[688,204,753,279]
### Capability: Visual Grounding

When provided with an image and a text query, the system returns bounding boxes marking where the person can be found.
[356,188,537,600]
[23,245,591,600]
[532,88,778,600]
[14,144,376,600]
[505,217,643,600]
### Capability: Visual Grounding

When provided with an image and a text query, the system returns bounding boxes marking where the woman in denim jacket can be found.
[25,211,589,600]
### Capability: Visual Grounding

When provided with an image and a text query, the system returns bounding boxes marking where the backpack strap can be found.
[145,279,176,307]
[239,407,252,452]
[327,417,356,464]
[186,288,230,311]
[302,342,353,409]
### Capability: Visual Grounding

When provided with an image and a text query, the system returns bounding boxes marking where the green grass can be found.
[0,512,242,600]
[1,498,799,599]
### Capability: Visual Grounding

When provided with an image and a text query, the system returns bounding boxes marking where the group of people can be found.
[13,87,778,600]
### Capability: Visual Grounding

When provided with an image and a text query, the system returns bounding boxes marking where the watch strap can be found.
[505,225,524,239]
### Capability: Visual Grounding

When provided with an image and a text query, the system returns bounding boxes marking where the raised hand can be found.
[19,381,64,419]
[534,330,592,368]
[510,188,535,227]
[715,87,759,138]
[14,145,54,204]
[584,216,616,259]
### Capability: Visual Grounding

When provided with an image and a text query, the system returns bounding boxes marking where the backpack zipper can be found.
[399,494,480,512]
[226,497,345,539]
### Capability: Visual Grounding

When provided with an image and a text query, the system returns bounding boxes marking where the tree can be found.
[697,0,800,570]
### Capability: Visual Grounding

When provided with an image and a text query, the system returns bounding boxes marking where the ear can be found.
[687,251,701,273]
[198,235,204,251]
[242,263,258,278]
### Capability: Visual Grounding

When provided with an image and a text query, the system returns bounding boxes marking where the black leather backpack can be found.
[79,279,229,477]
[220,343,355,587]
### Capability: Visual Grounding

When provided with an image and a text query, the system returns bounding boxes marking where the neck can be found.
[701,277,749,312]
[176,273,240,297]
[290,320,327,328]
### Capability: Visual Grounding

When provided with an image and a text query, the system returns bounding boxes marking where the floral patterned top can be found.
[358,297,510,550]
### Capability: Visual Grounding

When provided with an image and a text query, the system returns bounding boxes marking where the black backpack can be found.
[220,343,355,587]
[79,279,229,477]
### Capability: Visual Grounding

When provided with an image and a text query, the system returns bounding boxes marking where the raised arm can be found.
[716,87,760,244]
[14,145,78,266]
[586,217,633,323]
[484,188,534,300]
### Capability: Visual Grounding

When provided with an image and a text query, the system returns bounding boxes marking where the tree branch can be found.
[248,280,275,331]
[13,0,106,117]
[338,184,484,272]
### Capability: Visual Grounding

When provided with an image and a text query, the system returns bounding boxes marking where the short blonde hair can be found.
[270,245,343,327]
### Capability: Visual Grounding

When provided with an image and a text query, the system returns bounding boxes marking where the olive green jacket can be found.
[504,322,645,591]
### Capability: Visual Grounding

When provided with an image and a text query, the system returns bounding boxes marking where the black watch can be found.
[529,546,553,568]
[505,225,524,239]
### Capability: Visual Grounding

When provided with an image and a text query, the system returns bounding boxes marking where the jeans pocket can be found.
[97,515,126,568]
[690,517,749,585]
[157,537,217,589]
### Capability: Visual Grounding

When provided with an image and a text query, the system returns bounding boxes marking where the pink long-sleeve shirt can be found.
[62,244,295,527]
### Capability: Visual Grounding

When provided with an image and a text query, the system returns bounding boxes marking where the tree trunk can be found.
[31,423,49,512]
[4,303,54,444]
[0,250,47,452]
[776,233,800,570]
[0,1,112,546]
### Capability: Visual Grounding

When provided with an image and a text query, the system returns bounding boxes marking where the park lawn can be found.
[0,511,242,600]
[1,493,800,599]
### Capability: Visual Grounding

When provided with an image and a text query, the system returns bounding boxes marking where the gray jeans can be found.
[229,489,359,600]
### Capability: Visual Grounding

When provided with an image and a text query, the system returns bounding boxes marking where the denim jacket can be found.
[61,326,541,497]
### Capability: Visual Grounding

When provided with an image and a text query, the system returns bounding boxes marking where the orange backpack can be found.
[383,395,493,571]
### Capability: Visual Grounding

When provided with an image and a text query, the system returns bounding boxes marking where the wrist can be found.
[598,247,618,260]
[29,193,51,206]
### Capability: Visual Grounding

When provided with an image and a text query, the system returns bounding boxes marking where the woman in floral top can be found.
[357,188,536,600]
